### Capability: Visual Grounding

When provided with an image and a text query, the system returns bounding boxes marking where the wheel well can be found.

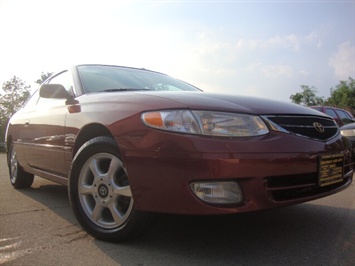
[4,136,12,167]
[73,124,114,158]
[6,136,13,154]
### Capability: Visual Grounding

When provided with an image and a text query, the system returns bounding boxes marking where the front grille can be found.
[263,115,339,141]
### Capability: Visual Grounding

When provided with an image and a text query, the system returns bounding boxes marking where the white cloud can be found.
[299,70,310,76]
[246,63,294,80]
[246,62,262,71]
[234,33,322,52]
[306,31,322,49]
[329,41,355,79]
[266,34,300,51]
[261,64,294,80]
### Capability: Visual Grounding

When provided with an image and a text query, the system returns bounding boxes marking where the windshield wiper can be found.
[102,88,152,92]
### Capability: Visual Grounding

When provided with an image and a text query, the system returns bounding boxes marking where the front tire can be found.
[8,144,34,188]
[68,136,152,242]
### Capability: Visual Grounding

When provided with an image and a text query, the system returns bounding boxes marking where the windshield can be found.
[77,65,201,93]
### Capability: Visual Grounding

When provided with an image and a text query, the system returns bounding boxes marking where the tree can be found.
[290,85,324,106]
[0,76,31,142]
[35,72,53,85]
[325,77,355,109]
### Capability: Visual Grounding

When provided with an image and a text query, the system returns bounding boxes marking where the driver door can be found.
[24,71,72,177]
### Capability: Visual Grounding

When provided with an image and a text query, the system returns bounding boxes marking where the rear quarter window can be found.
[336,110,352,124]
[325,108,338,119]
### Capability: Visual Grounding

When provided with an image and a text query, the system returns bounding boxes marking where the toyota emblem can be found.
[313,122,324,133]
[98,184,109,198]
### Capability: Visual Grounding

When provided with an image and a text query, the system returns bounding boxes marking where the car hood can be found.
[340,122,355,130]
[136,91,326,116]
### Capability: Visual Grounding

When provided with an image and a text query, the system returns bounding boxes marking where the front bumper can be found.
[120,131,354,215]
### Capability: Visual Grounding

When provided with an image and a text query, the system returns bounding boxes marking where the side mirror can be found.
[39,84,70,99]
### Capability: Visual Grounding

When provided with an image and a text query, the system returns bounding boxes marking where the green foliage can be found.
[325,77,355,109]
[291,78,355,112]
[0,76,31,142]
[35,72,53,85]
[290,85,324,106]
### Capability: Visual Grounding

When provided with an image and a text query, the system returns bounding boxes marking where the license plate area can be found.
[319,154,344,187]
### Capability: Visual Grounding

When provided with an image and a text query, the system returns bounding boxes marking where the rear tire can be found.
[68,136,153,242]
[8,144,34,188]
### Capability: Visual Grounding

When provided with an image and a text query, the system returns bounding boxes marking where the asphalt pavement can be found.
[0,153,354,266]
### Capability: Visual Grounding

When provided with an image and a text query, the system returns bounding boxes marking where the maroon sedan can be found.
[5,65,354,242]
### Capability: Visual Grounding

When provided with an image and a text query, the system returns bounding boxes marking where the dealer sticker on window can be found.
[319,154,344,187]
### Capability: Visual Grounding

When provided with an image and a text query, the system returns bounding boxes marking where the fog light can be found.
[190,181,243,204]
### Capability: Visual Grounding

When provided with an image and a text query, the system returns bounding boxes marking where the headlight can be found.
[340,129,355,137]
[141,110,269,137]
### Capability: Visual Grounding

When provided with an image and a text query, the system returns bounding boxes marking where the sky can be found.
[0,0,354,102]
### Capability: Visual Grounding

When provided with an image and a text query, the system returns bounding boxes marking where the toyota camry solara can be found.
[5,64,354,242]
